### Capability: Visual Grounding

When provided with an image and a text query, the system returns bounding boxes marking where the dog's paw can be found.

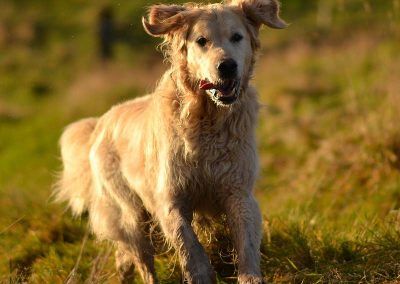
[184,266,216,284]
[238,274,264,284]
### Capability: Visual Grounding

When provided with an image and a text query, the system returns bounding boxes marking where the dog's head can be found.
[143,0,287,107]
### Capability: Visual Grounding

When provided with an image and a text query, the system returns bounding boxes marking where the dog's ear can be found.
[142,5,188,37]
[230,0,287,29]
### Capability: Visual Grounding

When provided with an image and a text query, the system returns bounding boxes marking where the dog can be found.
[55,0,286,283]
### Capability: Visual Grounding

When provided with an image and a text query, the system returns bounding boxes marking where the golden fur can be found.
[55,1,286,283]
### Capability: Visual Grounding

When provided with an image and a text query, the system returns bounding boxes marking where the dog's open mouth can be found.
[200,79,240,105]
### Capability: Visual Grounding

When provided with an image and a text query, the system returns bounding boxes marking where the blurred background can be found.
[1,0,400,283]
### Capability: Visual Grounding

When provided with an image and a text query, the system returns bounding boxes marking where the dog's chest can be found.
[174,129,257,214]
[184,126,256,190]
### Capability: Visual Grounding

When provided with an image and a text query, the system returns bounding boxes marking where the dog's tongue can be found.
[199,80,234,97]
[199,80,215,90]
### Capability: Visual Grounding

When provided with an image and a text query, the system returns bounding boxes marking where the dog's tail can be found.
[53,118,97,216]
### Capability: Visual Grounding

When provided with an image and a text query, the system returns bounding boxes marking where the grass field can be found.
[1,0,400,283]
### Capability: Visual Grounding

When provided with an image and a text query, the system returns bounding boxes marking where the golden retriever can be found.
[55,0,286,283]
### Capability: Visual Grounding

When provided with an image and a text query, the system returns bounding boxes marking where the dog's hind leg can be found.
[89,193,157,284]
[115,209,156,284]
[115,243,135,284]
[115,198,156,284]
[90,139,157,283]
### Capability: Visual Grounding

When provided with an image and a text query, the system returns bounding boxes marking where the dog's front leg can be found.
[157,206,215,284]
[224,194,263,284]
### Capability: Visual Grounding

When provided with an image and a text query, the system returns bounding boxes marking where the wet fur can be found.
[55,1,286,283]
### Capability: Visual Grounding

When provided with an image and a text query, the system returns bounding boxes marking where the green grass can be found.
[1,0,400,283]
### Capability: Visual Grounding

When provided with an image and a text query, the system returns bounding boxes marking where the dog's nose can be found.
[217,58,237,78]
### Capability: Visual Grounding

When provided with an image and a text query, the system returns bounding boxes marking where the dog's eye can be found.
[231,33,243,43]
[196,37,208,47]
